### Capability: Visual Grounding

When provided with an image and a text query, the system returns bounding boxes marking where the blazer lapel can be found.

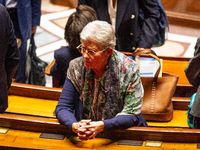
[116,0,131,31]
[94,0,111,24]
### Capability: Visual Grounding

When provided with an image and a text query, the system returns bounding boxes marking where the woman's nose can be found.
[82,51,89,58]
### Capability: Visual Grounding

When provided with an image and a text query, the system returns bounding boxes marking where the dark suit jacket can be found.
[50,46,82,87]
[0,4,20,113]
[185,37,200,117]
[16,0,41,41]
[78,0,160,52]
[0,0,41,41]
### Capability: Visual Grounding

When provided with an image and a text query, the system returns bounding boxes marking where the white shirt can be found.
[107,0,117,31]
[6,0,17,9]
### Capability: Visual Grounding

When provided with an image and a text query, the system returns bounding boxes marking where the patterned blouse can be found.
[67,50,144,121]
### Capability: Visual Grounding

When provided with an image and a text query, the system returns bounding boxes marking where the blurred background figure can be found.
[185,37,200,129]
[0,4,20,113]
[0,0,41,83]
[78,0,160,52]
[50,5,97,87]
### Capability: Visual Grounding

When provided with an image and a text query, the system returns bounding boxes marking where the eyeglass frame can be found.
[77,44,107,56]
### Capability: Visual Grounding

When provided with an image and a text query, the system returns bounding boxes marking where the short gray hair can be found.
[80,20,116,50]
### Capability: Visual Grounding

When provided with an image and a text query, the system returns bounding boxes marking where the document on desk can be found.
[129,56,162,77]
[139,57,162,77]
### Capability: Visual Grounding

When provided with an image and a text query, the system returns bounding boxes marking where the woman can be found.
[55,20,148,141]
[50,5,97,87]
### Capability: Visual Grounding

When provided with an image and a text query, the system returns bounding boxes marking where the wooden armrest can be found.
[45,59,55,75]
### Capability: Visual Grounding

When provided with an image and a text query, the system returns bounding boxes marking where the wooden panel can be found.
[7,95,57,117]
[162,59,189,85]
[8,82,62,100]
[122,52,191,85]
[0,112,198,143]
[0,128,198,150]
[45,59,55,75]
[147,110,188,128]
[4,81,199,143]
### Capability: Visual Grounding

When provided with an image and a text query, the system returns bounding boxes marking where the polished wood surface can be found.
[8,82,61,100]
[162,0,200,29]
[4,83,200,144]
[0,82,198,149]
[122,52,191,85]
[45,52,191,86]
[0,128,198,150]
[45,59,55,76]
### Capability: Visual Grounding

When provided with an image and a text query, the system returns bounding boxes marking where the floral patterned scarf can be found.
[67,50,143,121]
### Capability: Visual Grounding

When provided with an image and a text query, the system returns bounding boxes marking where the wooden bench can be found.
[4,82,200,144]
[45,51,195,97]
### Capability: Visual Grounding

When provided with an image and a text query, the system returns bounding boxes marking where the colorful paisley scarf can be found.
[67,50,143,121]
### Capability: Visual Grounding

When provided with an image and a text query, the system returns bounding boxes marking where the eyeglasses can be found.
[77,44,107,56]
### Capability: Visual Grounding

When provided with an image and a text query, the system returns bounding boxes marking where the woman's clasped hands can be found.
[72,120,104,141]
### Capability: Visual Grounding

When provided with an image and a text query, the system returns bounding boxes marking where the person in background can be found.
[78,0,160,52]
[55,20,147,141]
[185,37,200,129]
[0,4,20,113]
[50,5,97,87]
[0,0,41,83]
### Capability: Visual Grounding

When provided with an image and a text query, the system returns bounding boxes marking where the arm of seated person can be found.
[55,77,79,131]
[72,119,104,141]
[74,113,147,141]
[103,113,147,132]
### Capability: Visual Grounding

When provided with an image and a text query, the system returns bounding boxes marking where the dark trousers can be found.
[8,8,27,83]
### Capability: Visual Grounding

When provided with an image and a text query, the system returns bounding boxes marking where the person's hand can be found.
[72,119,91,134]
[31,26,37,35]
[77,121,104,141]
[77,124,96,140]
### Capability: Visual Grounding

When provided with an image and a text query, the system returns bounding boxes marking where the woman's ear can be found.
[105,48,113,58]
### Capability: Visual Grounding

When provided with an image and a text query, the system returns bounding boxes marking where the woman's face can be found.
[81,40,109,72]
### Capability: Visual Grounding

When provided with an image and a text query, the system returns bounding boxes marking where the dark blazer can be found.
[0,0,41,41]
[0,5,20,113]
[185,37,200,117]
[78,0,160,52]
[50,46,82,87]
[16,0,41,41]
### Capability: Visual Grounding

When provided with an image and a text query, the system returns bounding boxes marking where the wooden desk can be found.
[4,82,200,144]
[45,52,195,97]
[0,128,199,149]
[46,53,191,85]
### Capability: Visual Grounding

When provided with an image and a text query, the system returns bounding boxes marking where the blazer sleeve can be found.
[5,8,20,89]
[138,0,160,48]
[55,77,80,131]
[185,37,200,87]
[31,0,41,26]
